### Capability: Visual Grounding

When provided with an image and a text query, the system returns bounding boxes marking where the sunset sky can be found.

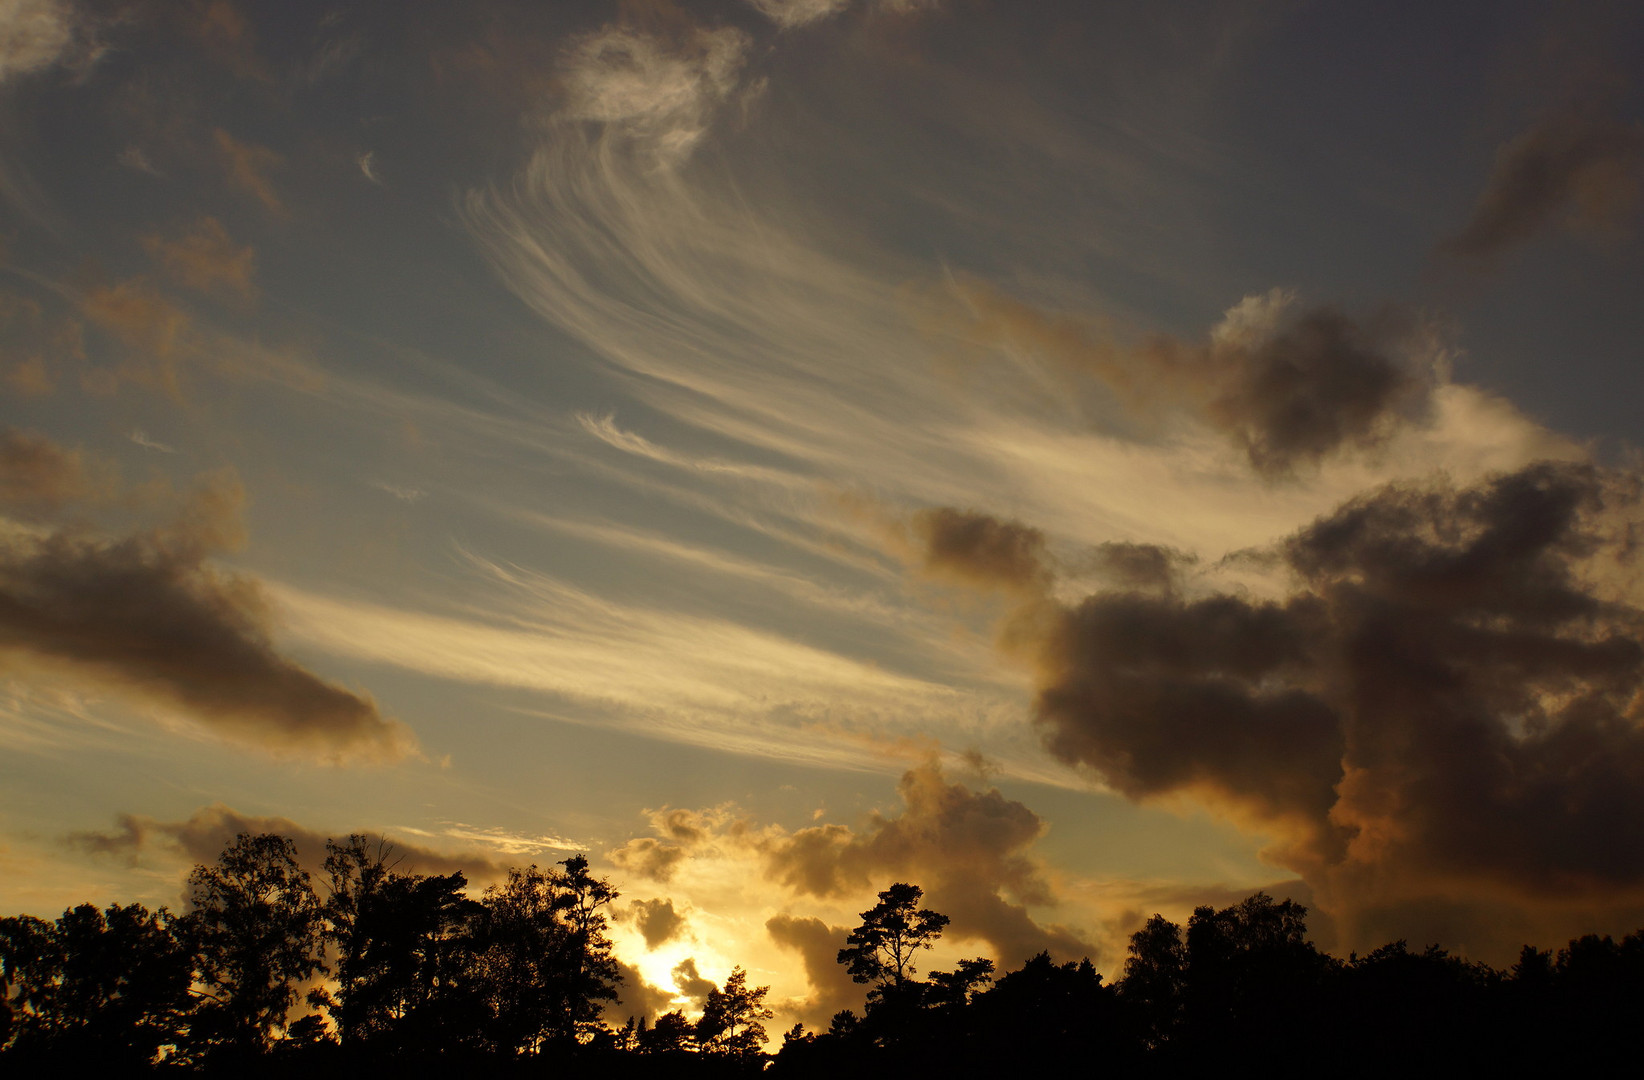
[4,0,1644,1033]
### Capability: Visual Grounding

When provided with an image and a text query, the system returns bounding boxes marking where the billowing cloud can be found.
[607,958,675,1025]
[559,23,751,164]
[70,802,507,885]
[671,956,717,1007]
[926,460,1644,957]
[959,284,1434,478]
[608,836,689,882]
[1444,98,1644,261]
[141,216,257,301]
[765,913,862,1026]
[0,449,413,761]
[759,763,1098,967]
[625,896,688,949]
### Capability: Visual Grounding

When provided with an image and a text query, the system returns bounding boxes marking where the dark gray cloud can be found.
[671,957,716,1008]
[1082,540,1196,594]
[624,896,687,950]
[911,507,1051,593]
[994,461,1644,957]
[1139,306,1426,478]
[70,802,508,887]
[0,464,413,761]
[959,284,1429,478]
[606,958,675,1026]
[1443,99,1644,262]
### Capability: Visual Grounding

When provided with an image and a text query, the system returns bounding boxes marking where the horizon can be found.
[4,0,1644,1038]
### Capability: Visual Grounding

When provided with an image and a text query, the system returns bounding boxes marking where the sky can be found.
[3,0,1644,1033]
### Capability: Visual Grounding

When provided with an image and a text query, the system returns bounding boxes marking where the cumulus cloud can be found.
[671,956,717,1008]
[559,23,751,164]
[0,444,414,761]
[959,284,1434,478]
[608,958,675,1025]
[1444,98,1644,261]
[625,896,688,949]
[765,913,862,1025]
[608,835,689,882]
[606,765,1096,969]
[70,802,507,885]
[759,763,1098,967]
[915,460,1644,957]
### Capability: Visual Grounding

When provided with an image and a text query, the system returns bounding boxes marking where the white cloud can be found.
[744,0,852,29]
[560,25,751,164]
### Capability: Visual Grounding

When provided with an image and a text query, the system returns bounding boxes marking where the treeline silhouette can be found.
[3,833,1642,1077]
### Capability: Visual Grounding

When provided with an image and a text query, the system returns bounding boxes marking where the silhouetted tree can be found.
[0,902,191,1067]
[637,1009,695,1054]
[837,883,949,1001]
[475,855,621,1054]
[923,957,994,1012]
[183,832,325,1057]
[313,835,484,1051]
[1119,912,1186,1048]
[696,966,772,1062]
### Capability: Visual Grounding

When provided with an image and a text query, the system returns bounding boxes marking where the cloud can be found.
[79,277,189,397]
[0,453,414,762]
[625,896,688,949]
[213,128,284,214]
[609,836,689,882]
[909,507,1051,593]
[957,284,1434,478]
[758,762,1099,967]
[372,481,425,503]
[671,956,717,1007]
[69,803,507,885]
[356,150,382,185]
[765,913,862,1026]
[559,23,751,164]
[0,427,113,510]
[743,0,852,29]
[608,958,676,1025]
[1082,540,1196,594]
[141,217,257,301]
[1444,98,1644,261]
[130,429,175,454]
[0,289,81,397]
[943,461,1644,957]
[117,146,162,177]
[0,0,87,85]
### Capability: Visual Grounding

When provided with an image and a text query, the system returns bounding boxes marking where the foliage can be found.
[475,854,621,1054]
[183,832,325,1056]
[313,835,485,1051]
[695,966,773,1060]
[0,902,192,1067]
[837,883,949,991]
